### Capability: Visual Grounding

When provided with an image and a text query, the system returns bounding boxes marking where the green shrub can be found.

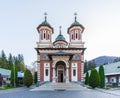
[34,71,37,84]
[89,69,100,88]
[10,64,18,87]
[85,71,89,85]
[99,65,105,88]
[23,69,33,87]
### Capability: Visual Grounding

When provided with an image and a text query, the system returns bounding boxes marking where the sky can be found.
[0,0,120,66]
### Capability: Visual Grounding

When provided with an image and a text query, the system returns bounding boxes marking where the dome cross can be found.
[74,12,77,21]
[44,12,47,21]
[59,26,62,35]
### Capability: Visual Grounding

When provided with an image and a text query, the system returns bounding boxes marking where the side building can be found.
[35,14,86,83]
[87,61,120,86]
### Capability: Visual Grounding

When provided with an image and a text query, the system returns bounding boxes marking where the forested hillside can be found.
[0,50,25,72]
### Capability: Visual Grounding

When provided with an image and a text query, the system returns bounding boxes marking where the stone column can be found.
[52,67,56,83]
[66,67,69,83]
[81,55,84,82]
[37,54,40,82]
[37,62,40,82]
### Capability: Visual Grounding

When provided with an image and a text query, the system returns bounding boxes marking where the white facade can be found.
[44,63,50,81]
[71,63,78,81]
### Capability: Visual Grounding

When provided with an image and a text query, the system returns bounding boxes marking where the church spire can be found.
[59,26,62,35]
[74,12,77,22]
[44,12,47,21]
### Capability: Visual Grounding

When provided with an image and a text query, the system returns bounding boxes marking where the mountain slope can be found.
[89,56,118,66]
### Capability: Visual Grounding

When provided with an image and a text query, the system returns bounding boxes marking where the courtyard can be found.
[0,85,120,98]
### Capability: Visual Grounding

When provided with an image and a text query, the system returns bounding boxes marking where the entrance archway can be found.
[56,61,66,82]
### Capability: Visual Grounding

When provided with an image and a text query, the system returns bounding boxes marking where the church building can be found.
[35,13,86,83]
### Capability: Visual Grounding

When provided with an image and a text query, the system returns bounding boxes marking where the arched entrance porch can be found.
[56,61,66,82]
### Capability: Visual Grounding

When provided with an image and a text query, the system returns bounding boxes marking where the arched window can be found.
[72,34,73,39]
[48,34,50,40]
[45,69,48,76]
[44,33,46,39]
[40,33,42,40]
[76,33,78,39]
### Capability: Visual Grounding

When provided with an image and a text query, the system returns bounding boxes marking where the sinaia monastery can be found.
[35,13,86,83]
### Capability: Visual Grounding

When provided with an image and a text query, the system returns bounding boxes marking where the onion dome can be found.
[54,26,67,43]
[68,13,84,33]
[37,13,54,33]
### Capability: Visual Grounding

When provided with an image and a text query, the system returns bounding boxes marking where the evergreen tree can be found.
[0,74,3,86]
[87,60,96,71]
[1,50,6,60]
[0,50,25,71]
[34,71,37,84]
[99,65,105,88]
[10,64,18,87]
[85,71,89,85]
[0,50,9,69]
[84,60,88,73]
[8,53,13,69]
[89,69,100,88]
[114,57,120,62]
[23,69,33,87]
[13,55,25,72]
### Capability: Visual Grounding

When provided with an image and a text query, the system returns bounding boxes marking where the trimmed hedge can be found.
[23,69,33,87]
[89,69,100,88]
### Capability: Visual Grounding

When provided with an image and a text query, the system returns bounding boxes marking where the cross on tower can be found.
[59,26,62,35]
[74,12,77,21]
[44,12,47,21]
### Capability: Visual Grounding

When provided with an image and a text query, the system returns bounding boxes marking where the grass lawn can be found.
[0,84,20,90]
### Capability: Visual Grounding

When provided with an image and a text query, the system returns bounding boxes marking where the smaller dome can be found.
[37,13,53,33]
[71,19,80,26]
[54,26,67,42]
[55,33,66,42]
[40,19,51,27]
[68,13,84,33]
[70,16,84,29]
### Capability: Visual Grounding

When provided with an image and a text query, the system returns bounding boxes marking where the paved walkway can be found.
[0,87,28,94]
[30,82,87,91]
[1,84,120,98]
[0,85,36,94]
[96,88,120,97]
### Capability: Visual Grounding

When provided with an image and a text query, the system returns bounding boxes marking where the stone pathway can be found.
[0,87,28,94]
[96,88,120,97]
[30,82,87,91]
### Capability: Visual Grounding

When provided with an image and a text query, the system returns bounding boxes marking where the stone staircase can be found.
[30,82,87,91]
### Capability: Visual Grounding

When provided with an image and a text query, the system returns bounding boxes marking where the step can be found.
[30,82,86,91]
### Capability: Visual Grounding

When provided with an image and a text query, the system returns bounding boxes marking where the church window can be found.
[42,54,48,59]
[45,69,48,76]
[73,69,76,76]
[73,54,80,59]
[44,33,46,39]
[40,33,42,39]
[72,34,73,39]
[76,33,78,39]
[48,34,50,40]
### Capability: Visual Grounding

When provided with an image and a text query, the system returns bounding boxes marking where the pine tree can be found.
[34,71,37,84]
[0,74,3,87]
[85,71,89,85]
[99,65,105,88]
[89,69,100,88]
[23,69,33,87]
[0,50,9,69]
[13,55,25,72]
[87,60,96,71]
[84,60,88,73]
[8,53,13,69]
[10,64,18,87]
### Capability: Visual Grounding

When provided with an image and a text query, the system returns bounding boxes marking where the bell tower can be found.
[37,13,54,48]
[67,13,85,48]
